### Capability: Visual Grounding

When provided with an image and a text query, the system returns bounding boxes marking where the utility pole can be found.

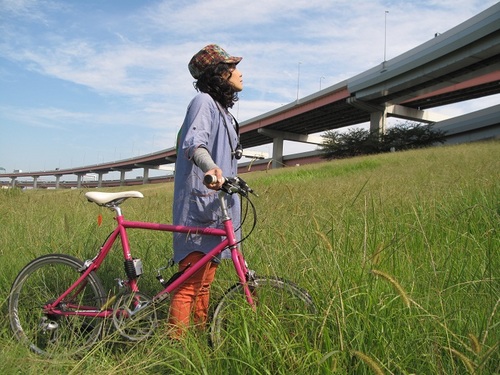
[384,10,389,62]
[296,62,301,102]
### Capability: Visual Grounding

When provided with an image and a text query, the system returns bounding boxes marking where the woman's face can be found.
[224,64,243,92]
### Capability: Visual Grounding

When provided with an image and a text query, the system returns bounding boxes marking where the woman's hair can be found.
[195,63,238,109]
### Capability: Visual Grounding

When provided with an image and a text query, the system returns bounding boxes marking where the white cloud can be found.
[0,0,498,173]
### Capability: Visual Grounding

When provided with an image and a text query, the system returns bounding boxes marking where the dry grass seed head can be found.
[444,346,476,374]
[468,333,481,355]
[351,350,385,375]
[371,269,411,308]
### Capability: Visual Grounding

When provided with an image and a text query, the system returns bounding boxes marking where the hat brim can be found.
[224,56,242,65]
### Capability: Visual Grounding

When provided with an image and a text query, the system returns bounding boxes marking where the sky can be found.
[1,0,498,176]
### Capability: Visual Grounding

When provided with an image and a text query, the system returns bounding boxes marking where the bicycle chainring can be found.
[112,292,157,341]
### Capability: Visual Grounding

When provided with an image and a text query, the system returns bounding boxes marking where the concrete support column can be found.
[97,173,104,188]
[33,176,39,189]
[370,107,387,135]
[272,136,284,169]
[347,97,388,135]
[76,174,83,189]
[142,167,150,184]
[55,176,61,189]
[258,128,322,169]
[120,170,127,186]
[11,178,17,188]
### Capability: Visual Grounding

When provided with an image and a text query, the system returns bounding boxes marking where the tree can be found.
[382,122,446,152]
[319,122,446,160]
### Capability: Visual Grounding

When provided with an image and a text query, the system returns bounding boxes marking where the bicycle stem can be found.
[218,190,231,221]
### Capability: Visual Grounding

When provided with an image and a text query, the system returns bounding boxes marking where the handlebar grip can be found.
[204,174,218,185]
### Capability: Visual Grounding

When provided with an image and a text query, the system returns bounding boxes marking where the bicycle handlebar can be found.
[204,175,257,197]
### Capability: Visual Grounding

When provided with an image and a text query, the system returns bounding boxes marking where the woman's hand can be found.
[204,168,224,190]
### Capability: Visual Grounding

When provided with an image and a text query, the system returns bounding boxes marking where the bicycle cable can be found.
[233,193,257,247]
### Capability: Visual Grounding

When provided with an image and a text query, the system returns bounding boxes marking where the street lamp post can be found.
[384,10,389,62]
[296,62,301,102]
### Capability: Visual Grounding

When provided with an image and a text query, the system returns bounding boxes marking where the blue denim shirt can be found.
[172,93,240,263]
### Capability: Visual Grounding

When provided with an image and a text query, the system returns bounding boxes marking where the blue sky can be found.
[1,0,498,175]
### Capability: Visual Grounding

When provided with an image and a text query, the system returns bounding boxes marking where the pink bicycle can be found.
[8,176,316,356]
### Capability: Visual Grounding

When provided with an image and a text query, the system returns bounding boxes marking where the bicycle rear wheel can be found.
[210,277,316,351]
[8,254,106,357]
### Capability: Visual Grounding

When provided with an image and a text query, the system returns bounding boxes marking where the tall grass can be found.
[1,141,498,374]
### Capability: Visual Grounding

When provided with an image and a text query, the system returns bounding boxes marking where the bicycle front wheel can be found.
[210,277,316,351]
[8,254,106,357]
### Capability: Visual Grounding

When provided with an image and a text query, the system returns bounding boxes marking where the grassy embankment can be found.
[0,141,498,374]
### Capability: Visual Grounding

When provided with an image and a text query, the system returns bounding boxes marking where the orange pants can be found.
[168,252,218,337]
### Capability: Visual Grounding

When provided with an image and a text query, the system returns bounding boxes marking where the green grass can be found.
[1,141,499,374]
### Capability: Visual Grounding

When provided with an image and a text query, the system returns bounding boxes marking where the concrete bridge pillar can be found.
[142,167,150,184]
[370,107,387,135]
[272,136,284,169]
[120,170,127,186]
[258,128,323,169]
[76,174,84,189]
[97,173,105,188]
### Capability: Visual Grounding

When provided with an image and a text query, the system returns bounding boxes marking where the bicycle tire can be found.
[210,277,317,350]
[8,254,106,357]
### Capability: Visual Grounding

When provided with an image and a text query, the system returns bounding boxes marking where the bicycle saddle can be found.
[85,191,144,206]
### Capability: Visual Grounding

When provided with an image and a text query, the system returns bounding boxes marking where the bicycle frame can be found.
[44,191,255,319]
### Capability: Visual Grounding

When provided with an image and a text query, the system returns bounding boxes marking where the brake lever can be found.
[204,175,258,197]
[235,177,258,197]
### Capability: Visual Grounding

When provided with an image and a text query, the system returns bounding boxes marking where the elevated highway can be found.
[2,3,499,188]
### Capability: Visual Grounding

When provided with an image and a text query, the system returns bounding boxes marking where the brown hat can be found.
[188,44,242,79]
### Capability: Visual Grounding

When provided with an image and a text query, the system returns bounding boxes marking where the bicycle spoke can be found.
[9,254,105,357]
[211,277,316,352]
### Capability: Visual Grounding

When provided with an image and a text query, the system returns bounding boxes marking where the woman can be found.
[169,44,243,336]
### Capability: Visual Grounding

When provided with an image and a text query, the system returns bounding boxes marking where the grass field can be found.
[0,141,498,374]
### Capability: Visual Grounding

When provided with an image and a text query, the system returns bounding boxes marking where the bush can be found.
[383,122,447,151]
[320,122,446,159]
